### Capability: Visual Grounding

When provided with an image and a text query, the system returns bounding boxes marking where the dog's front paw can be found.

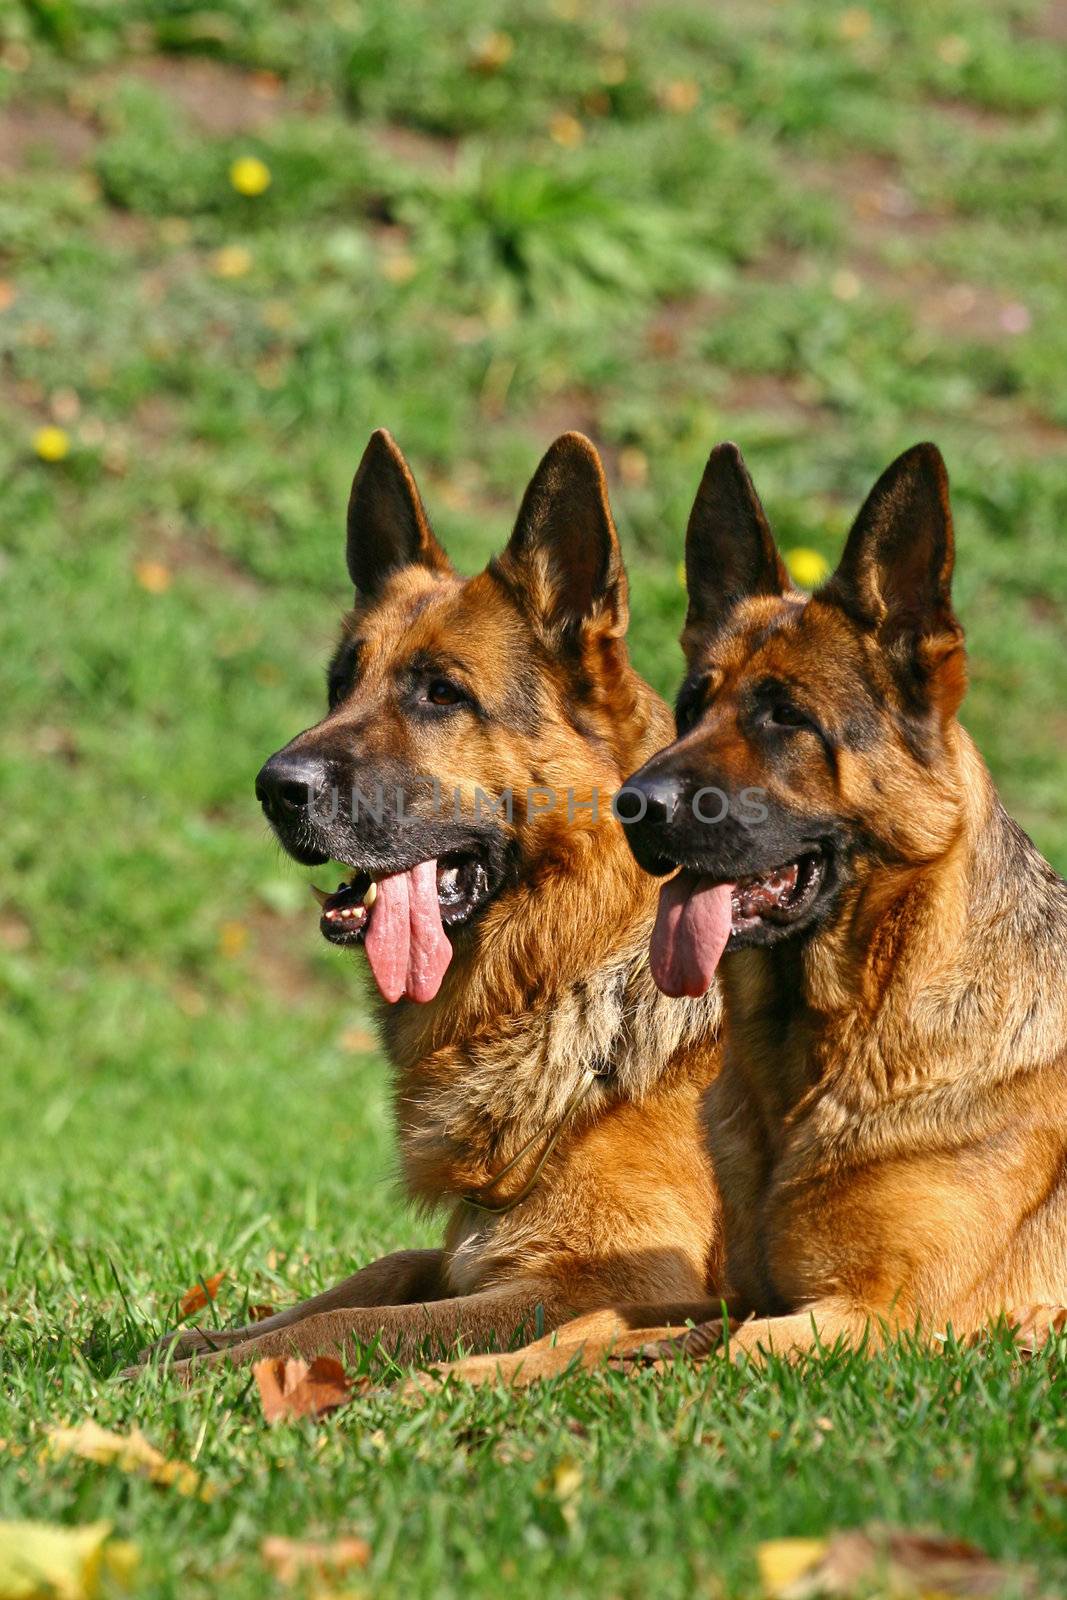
[609,1317,727,1368]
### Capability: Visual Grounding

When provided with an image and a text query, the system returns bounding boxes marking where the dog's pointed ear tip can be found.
[895,440,948,480]
[542,430,605,473]
[705,440,747,470]
[357,428,406,471]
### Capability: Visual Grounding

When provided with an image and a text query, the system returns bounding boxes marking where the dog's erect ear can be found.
[820,443,964,711]
[494,432,627,641]
[346,430,452,596]
[684,442,789,637]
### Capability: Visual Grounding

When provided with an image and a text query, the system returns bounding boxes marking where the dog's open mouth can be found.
[651,850,826,998]
[729,852,824,932]
[312,851,491,1005]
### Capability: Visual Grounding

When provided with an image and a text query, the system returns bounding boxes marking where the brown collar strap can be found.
[461,1067,601,1217]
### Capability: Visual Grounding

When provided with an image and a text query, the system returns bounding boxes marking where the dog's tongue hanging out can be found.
[650,871,733,998]
[363,860,452,1004]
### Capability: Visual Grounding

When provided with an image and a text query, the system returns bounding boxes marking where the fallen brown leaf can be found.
[253,1356,353,1423]
[758,1523,1035,1598]
[43,1421,210,1500]
[178,1271,226,1319]
[261,1534,370,1585]
[247,1302,276,1323]
[0,1519,138,1600]
[1005,1303,1067,1358]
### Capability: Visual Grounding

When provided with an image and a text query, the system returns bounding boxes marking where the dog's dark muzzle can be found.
[255,745,334,865]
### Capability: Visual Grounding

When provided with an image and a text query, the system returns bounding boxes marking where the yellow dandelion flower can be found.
[230,155,272,197]
[785,547,830,589]
[212,244,253,279]
[33,426,70,462]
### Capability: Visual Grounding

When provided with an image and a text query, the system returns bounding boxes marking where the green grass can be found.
[2,0,1066,1594]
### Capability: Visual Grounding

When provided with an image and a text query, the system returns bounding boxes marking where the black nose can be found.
[616,772,686,828]
[254,749,328,816]
[615,766,690,875]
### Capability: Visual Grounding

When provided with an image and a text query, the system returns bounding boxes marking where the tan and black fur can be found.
[431,440,1067,1389]
[137,430,723,1377]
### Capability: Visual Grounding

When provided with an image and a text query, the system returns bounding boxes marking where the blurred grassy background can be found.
[1,2,1066,1594]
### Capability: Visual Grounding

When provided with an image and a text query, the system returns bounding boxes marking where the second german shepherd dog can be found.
[430,439,1067,1389]
[142,430,723,1375]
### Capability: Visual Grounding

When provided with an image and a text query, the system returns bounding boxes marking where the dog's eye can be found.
[675,701,697,735]
[768,702,809,730]
[425,677,465,708]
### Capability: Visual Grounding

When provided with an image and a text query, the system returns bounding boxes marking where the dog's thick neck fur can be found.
[719,725,1067,1159]
[377,688,722,1208]
[365,674,723,1298]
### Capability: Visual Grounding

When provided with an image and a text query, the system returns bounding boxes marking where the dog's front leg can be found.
[127,1282,567,1380]
[136,1248,447,1365]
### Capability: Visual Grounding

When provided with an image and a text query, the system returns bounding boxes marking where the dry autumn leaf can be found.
[0,1519,137,1600]
[253,1355,354,1423]
[1004,1303,1067,1357]
[756,1538,827,1596]
[178,1271,226,1319]
[134,559,172,594]
[758,1523,1035,1598]
[260,1534,371,1585]
[44,1421,210,1500]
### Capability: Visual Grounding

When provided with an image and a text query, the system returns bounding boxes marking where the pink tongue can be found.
[650,871,734,998]
[363,860,453,1004]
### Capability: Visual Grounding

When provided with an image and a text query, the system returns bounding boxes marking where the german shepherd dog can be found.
[429,440,1067,1389]
[140,430,723,1376]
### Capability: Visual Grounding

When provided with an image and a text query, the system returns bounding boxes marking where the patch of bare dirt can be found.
[782,148,1042,347]
[723,371,825,422]
[244,905,340,1007]
[834,246,1037,344]
[792,151,950,251]
[368,123,460,175]
[0,100,97,173]
[644,292,729,358]
[975,399,1067,458]
[929,99,1024,136]
[122,57,297,136]
[136,520,266,598]
[1024,0,1067,42]
[515,390,603,445]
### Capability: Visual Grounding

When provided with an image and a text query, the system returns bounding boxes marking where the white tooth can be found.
[363,880,378,909]
[310,885,329,906]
